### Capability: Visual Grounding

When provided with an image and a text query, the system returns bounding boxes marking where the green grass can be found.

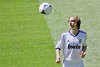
[0,0,58,67]
[0,0,100,67]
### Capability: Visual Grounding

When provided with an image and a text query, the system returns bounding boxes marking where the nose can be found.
[70,22,74,26]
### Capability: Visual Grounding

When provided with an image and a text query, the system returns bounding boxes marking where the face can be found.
[68,16,78,29]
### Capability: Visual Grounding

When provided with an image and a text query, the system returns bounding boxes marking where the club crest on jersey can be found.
[67,40,70,42]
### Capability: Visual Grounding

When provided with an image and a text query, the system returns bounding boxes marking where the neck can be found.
[70,28,79,36]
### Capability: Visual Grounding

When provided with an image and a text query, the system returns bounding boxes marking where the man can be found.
[55,16,87,67]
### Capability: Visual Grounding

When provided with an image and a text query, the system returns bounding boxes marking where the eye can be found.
[73,20,75,22]
[69,20,76,22]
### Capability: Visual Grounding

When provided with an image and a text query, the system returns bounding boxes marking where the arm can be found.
[81,46,87,58]
[56,49,61,63]
[82,46,87,52]
[81,33,87,58]
[55,33,65,63]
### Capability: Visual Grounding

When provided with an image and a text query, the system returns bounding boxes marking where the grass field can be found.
[0,0,100,67]
[0,0,58,67]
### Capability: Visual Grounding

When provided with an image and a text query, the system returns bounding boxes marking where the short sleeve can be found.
[55,33,65,50]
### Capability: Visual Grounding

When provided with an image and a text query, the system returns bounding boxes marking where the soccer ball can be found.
[39,2,52,15]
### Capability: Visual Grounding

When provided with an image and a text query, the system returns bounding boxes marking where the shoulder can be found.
[61,31,69,36]
[79,30,87,34]
[57,32,68,41]
[79,30,87,38]
[60,31,69,39]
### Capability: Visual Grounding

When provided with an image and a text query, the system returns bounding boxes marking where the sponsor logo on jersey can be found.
[68,44,80,49]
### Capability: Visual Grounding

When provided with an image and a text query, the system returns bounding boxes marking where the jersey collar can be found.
[69,29,80,37]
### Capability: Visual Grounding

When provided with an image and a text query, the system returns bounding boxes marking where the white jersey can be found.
[55,30,87,62]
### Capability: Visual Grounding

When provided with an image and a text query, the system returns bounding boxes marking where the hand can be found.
[56,57,61,63]
[81,51,86,58]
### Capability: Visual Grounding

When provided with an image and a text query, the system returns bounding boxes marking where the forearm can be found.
[81,46,87,58]
[82,46,87,52]
[56,49,60,58]
[55,49,61,63]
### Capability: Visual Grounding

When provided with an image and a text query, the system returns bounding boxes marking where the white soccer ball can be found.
[39,2,52,15]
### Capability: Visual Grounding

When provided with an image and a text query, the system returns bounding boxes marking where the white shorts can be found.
[62,60,84,67]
